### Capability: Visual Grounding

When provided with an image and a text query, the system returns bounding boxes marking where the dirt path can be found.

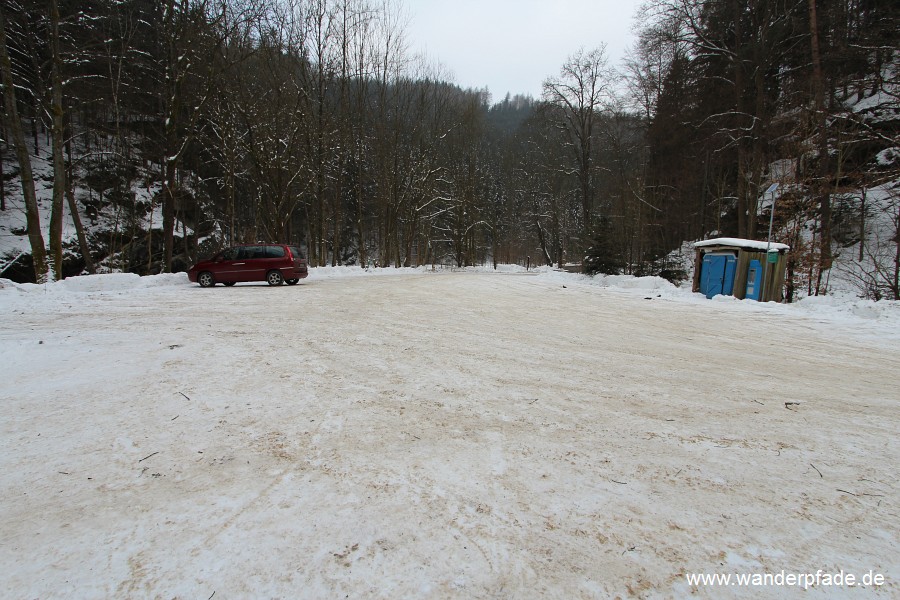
[1,272,896,598]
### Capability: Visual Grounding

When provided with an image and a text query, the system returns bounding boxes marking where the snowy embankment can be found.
[1,267,898,598]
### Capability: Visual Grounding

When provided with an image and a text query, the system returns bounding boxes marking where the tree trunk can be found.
[48,0,66,280]
[356,155,367,266]
[535,218,552,266]
[1,140,5,211]
[730,0,748,238]
[859,187,866,262]
[163,156,177,271]
[0,8,47,282]
[65,182,95,274]
[580,131,593,234]
[809,0,832,291]
[162,0,177,273]
[892,201,900,300]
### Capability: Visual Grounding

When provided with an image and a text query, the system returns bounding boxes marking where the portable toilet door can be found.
[745,259,763,301]
[700,253,738,299]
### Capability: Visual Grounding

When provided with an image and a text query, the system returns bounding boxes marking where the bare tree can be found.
[838,181,900,300]
[0,5,47,282]
[47,0,66,281]
[158,0,247,272]
[542,46,614,237]
[807,0,832,294]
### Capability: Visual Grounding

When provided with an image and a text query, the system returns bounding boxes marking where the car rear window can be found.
[288,246,305,259]
[265,246,286,258]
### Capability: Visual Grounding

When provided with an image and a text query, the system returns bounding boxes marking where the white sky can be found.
[401,0,645,101]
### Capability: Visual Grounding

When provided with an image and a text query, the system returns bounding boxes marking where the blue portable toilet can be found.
[745,259,763,301]
[693,238,791,302]
[699,253,738,298]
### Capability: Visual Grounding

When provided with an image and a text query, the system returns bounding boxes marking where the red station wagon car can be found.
[188,244,308,287]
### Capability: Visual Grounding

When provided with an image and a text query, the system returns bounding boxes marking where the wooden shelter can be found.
[692,238,790,302]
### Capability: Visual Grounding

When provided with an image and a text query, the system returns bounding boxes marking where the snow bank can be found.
[0,273,191,310]
[1,272,191,295]
[592,274,678,291]
[309,265,428,279]
[59,272,192,292]
[792,290,900,322]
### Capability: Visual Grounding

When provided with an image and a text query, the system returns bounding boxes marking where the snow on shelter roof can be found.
[694,237,790,252]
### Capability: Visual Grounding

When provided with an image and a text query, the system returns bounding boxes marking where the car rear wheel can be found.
[267,270,284,286]
[223,282,236,287]
[198,271,215,287]
[285,278,299,285]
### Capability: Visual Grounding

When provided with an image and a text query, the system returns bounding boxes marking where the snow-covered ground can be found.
[1,267,898,598]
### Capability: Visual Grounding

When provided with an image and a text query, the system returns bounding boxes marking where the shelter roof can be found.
[694,237,790,252]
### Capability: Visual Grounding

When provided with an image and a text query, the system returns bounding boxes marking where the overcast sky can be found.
[401,0,645,101]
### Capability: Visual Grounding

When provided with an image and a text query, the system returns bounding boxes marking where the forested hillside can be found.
[1,0,897,299]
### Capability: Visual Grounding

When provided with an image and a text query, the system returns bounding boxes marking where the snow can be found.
[1,267,898,598]
[850,89,900,123]
[694,238,790,252]
[876,147,899,167]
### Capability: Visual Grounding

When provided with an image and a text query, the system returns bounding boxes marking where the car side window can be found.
[219,248,235,260]
[266,246,285,258]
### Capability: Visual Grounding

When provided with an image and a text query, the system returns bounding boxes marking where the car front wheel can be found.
[198,271,215,288]
[267,270,284,286]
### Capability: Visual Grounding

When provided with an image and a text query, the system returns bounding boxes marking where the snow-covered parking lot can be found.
[1,268,898,598]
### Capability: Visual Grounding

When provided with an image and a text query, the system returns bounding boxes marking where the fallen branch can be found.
[610,479,627,485]
[837,489,858,496]
[179,392,191,401]
[809,463,823,478]
[138,451,159,463]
